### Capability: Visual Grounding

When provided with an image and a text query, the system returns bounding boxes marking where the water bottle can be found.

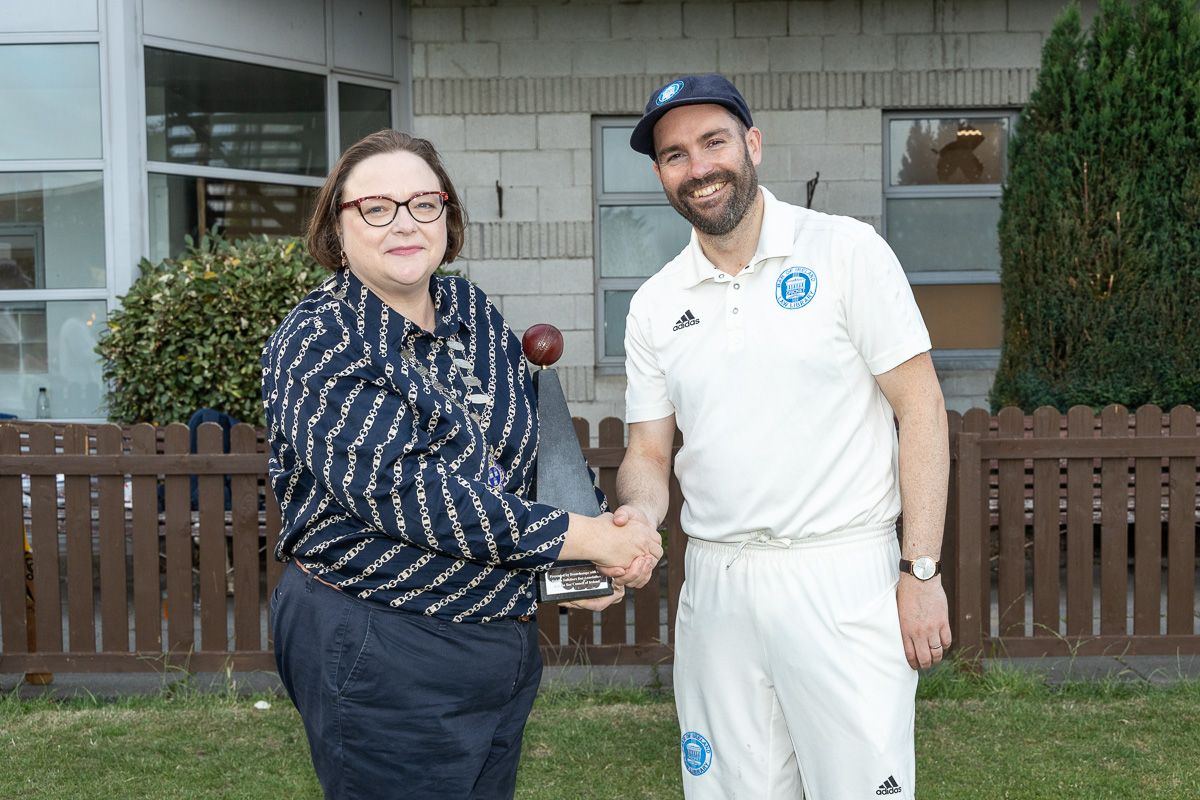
[35,387,50,419]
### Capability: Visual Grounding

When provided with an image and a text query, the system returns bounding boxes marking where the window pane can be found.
[148,173,319,262]
[603,289,635,358]
[339,83,391,153]
[911,284,1002,350]
[0,172,105,289]
[889,117,1010,186]
[601,127,662,194]
[0,44,102,160]
[0,300,107,419]
[0,230,38,290]
[599,205,691,278]
[145,48,327,176]
[885,196,1001,274]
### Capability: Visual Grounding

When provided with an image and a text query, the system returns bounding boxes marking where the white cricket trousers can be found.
[673,524,918,800]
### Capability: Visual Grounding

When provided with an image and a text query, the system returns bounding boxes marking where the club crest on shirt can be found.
[775,266,817,310]
[657,80,684,106]
[487,464,505,488]
[681,731,713,776]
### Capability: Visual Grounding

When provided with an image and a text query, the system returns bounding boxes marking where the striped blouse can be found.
[262,268,571,622]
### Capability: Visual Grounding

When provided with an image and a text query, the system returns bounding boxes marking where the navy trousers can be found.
[271,562,543,799]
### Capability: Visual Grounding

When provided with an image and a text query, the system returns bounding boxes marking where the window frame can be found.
[0,12,409,420]
[0,38,111,418]
[592,116,677,372]
[336,77,397,155]
[141,41,399,261]
[0,40,111,308]
[881,109,1019,367]
[0,224,45,290]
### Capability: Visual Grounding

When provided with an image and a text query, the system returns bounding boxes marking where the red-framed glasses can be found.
[339,191,450,226]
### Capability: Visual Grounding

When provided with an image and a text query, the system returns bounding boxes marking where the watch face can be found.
[912,556,936,581]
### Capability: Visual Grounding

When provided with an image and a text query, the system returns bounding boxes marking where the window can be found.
[0,227,43,290]
[145,48,327,176]
[0,303,47,373]
[147,174,319,261]
[145,47,327,261]
[339,82,393,153]
[0,23,403,420]
[883,112,1018,360]
[0,42,108,419]
[0,172,106,290]
[0,44,102,161]
[593,118,691,367]
[144,49,396,262]
[0,300,106,416]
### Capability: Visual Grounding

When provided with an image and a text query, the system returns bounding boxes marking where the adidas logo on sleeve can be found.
[875,775,902,795]
[672,309,700,331]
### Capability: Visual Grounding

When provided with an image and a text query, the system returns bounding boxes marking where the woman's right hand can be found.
[560,512,663,570]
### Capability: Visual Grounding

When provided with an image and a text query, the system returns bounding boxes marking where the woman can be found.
[262,130,662,799]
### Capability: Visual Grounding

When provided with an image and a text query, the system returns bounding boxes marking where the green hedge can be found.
[990,0,1200,411]
[97,233,328,425]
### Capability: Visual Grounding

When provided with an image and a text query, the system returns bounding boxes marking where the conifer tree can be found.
[990,0,1200,411]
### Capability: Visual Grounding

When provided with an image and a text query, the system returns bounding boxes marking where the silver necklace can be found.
[399,339,506,488]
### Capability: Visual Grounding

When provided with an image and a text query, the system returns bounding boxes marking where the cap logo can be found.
[656,80,684,106]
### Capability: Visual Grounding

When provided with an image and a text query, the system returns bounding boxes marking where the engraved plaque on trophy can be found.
[523,323,614,603]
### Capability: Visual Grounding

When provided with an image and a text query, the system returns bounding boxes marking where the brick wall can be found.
[408,0,1099,421]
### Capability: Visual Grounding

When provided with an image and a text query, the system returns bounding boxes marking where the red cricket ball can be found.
[522,323,564,367]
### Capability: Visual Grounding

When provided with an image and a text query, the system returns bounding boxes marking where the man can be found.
[613,74,950,799]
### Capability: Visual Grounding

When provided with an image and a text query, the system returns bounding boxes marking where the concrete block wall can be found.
[408,0,1095,423]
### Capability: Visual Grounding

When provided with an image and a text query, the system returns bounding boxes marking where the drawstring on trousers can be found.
[725,532,792,569]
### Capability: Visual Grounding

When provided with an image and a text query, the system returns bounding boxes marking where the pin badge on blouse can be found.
[523,324,614,603]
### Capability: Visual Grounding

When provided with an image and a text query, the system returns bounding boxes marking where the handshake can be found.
[557,505,663,612]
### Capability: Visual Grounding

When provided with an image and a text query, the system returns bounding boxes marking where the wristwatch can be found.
[899,556,941,581]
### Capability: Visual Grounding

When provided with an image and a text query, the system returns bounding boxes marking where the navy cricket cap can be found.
[629,74,753,157]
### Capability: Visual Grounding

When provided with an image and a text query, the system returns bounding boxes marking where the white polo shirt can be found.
[624,188,931,542]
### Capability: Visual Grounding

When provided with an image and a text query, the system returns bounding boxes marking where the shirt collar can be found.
[326,268,470,342]
[677,186,794,288]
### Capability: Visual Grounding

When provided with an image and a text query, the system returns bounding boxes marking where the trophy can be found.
[522,323,614,603]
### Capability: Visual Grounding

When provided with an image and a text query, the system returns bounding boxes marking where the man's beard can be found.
[667,147,759,237]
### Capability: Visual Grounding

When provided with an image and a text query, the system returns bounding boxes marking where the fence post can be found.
[954,432,985,664]
[1032,407,1062,637]
[1099,405,1129,635]
[231,424,262,652]
[1065,406,1095,637]
[197,422,228,653]
[566,417,594,650]
[1133,405,1163,635]
[96,424,127,654]
[597,417,627,648]
[163,423,193,654]
[130,424,161,653]
[1167,406,1198,634]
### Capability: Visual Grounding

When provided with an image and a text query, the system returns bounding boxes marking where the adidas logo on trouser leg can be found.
[876,775,902,795]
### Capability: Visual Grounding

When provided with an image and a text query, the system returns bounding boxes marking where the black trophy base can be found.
[538,563,614,603]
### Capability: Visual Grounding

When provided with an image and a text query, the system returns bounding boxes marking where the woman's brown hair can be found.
[306,129,467,270]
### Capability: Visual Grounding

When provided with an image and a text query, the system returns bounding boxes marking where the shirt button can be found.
[732,307,739,314]
[733,283,740,289]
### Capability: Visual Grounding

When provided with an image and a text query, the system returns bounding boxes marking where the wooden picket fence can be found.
[0,404,1197,678]
[948,405,1200,660]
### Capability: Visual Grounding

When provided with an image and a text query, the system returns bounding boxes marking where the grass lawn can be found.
[2,667,1199,799]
